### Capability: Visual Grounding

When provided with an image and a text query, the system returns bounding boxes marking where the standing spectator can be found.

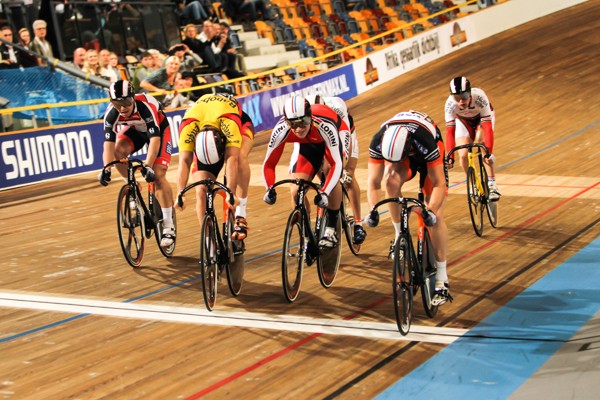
[131,51,155,92]
[0,26,22,69]
[71,47,86,70]
[28,19,53,66]
[16,27,37,67]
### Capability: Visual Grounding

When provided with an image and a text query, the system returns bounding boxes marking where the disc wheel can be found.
[420,230,438,318]
[200,214,219,311]
[117,185,145,268]
[317,209,342,288]
[282,209,304,302]
[467,167,484,237]
[225,211,244,296]
[393,235,414,336]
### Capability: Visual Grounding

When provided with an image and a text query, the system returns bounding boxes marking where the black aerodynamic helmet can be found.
[449,76,471,96]
[109,80,135,101]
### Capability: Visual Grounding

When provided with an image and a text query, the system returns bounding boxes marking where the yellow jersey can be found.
[178,94,243,152]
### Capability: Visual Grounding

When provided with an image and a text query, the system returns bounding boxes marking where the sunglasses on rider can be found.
[287,115,312,129]
[452,92,470,101]
[111,98,134,108]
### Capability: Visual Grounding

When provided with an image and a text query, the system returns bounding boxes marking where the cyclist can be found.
[365,110,451,306]
[445,76,500,201]
[98,80,176,248]
[306,94,367,245]
[263,96,347,249]
[176,93,247,237]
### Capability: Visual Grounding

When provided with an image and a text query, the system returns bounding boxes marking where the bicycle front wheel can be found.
[282,209,304,302]
[467,167,484,237]
[200,214,219,311]
[341,187,361,255]
[317,209,342,288]
[117,185,145,268]
[393,235,414,336]
[225,211,244,296]
[420,229,438,318]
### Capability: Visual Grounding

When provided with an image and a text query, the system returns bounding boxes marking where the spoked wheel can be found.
[419,230,438,318]
[225,211,244,296]
[393,235,414,336]
[155,203,177,258]
[466,167,484,237]
[200,214,219,311]
[341,187,361,255]
[117,185,145,268]
[282,209,304,302]
[317,209,342,288]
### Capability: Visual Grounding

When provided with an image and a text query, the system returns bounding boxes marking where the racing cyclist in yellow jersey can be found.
[176,93,242,228]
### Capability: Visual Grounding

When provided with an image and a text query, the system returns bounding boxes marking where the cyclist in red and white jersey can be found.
[445,76,500,201]
[263,96,347,249]
[98,80,176,247]
[306,94,367,245]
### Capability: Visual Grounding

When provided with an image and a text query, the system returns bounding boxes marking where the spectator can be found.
[175,0,209,24]
[71,47,86,70]
[222,0,273,23]
[81,49,102,76]
[182,24,204,56]
[147,49,164,71]
[28,19,53,66]
[0,26,22,69]
[163,75,195,109]
[17,27,37,67]
[108,51,122,79]
[98,48,118,82]
[140,55,182,100]
[220,21,245,73]
[131,51,155,92]
[167,42,203,73]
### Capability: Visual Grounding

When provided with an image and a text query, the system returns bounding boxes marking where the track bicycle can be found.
[177,179,245,311]
[340,182,361,255]
[368,195,439,336]
[101,158,176,267]
[268,179,342,302]
[446,143,498,237]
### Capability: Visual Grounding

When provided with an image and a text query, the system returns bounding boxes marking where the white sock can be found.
[436,260,448,283]
[392,221,401,237]
[162,207,173,228]
[488,177,496,187]
[235,197,247,218]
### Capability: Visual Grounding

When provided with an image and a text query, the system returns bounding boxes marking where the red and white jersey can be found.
[263,104,347,196]
[444,87,494,126]
[103,93,164,142]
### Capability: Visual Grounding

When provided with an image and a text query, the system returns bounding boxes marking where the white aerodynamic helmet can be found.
[381,125,412,162]
[195,127,225,165]
[283,96,312,126]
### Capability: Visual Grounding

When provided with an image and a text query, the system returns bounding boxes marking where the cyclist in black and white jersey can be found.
[98,80,176,248]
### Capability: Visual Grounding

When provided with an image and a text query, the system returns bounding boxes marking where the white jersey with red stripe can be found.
[444,87,494,126]
[103,93,164,141]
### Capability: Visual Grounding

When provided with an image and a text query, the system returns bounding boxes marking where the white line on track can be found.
[0,292,466,344]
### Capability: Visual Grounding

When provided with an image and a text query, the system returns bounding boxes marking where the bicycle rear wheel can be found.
[282,209,304,302]
[117,185,145,268]
[467,167,484,237]
[393,235,414,336]
[419,229,438,318]
[200,213,219,311]
[317,209,342,288]
[225,211,244,296]
[341,187,361,255]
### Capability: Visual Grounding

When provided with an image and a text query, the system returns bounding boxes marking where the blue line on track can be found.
[376,236,600,400]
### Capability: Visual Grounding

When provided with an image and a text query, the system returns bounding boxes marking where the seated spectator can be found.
[220,21,245,73]
[181,70,212,101]
[198,20,245,79]
[222,0,273,23]
[167,43,204,73]
[131,51,155,92]
[163,75,195,109]
[140,55,182,100]
[17,28,37,67]
[108,51,123,79]
[29,19,54,66]
[182,24,204,56]
[99,48,119,82]
[147,49,164,71]
[175,0,209,25]
[0,26,22,69]
[71,47,87,70]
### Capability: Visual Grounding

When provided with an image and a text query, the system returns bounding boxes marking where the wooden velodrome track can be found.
[2,2,599,399]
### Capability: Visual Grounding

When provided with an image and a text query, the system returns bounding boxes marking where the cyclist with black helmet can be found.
[445,76,500,201]
[305,94,367,246]
[262,96,348,249]
[365,110,451,306]
[176,93,247,236]
[99,80,176,248]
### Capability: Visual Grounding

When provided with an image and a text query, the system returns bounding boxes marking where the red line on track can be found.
[184,180,600,399]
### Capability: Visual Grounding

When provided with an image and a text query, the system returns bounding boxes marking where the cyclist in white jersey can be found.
[305,94,367,245]
[444,76,500,201]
